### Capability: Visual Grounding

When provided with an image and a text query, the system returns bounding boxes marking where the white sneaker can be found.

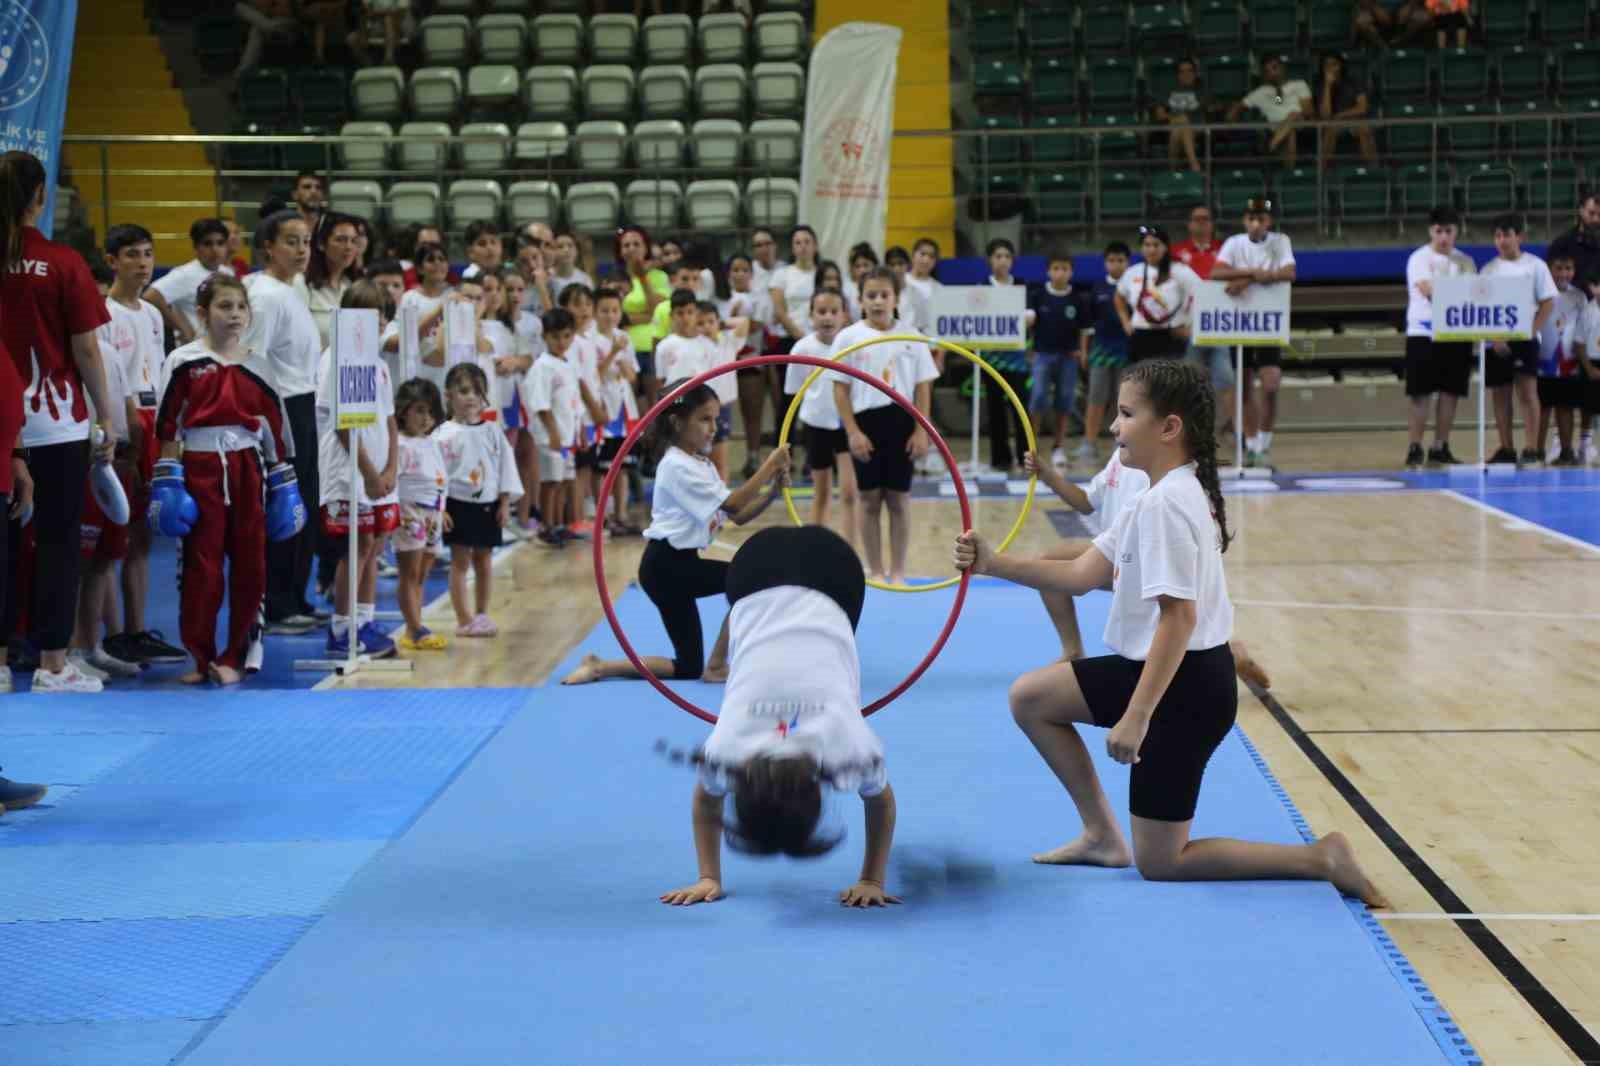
[1072,440,1097,461]
[66,651,109,682]
[32,661,105,694]
[90,643,142,678]
[0,665,11,692]
[1051,446,1067,467]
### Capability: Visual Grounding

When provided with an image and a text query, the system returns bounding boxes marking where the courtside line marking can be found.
[1234,598,1600,621]
[1442,488,1600,557]
[1377,914,1600,922]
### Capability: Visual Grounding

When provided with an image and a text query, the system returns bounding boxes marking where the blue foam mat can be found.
[173,585,1456,1066]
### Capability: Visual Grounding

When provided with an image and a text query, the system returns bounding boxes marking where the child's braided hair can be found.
[1123,359,1233,552]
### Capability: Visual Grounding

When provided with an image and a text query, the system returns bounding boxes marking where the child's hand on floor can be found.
[660,878,723,906]
[839,880,901,908]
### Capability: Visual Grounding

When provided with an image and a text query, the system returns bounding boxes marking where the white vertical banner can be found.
[799,22,901,265]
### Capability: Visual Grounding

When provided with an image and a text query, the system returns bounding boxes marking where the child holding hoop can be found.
[561,382,791,686]
[659,525,899,909]
[956,361,1382,903]
[832,268,939,586]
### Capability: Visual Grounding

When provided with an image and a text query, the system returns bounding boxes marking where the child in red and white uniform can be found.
[434,362,522,637]
[392,378,449,651]
[152,274,306,685]
[315,281,400,658]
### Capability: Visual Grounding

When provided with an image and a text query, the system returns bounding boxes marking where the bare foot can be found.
[887,573,907,587]
[1032,833,1133,868]
[701,663,729,684]
[1318,831,1388,907]
[1232,640,1271,689]
[207,663,243,686]
[179,670,206,685]
[868,572,888,585]
[560,652,604,685]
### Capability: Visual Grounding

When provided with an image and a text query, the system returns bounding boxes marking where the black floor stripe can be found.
[1252,685,1600,1065]
[1307,728,1600,735]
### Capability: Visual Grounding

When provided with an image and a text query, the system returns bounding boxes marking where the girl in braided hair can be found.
[955,361,1385,904]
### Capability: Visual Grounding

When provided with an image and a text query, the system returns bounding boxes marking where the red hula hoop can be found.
[592,354,973,725]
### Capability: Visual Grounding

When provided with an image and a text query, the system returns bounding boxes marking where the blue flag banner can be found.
[0,0,77,234]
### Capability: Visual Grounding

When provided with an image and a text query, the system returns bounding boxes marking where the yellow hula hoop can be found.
[778,333,1037,593]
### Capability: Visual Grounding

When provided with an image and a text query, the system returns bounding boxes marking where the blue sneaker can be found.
[325,625,357,656]
[357,622,396,659]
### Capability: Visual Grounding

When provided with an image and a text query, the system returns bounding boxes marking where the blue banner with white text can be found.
[0,0,76,234]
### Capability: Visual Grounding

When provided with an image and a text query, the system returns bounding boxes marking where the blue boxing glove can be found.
[265,462,307,542]
[146,458,199,537]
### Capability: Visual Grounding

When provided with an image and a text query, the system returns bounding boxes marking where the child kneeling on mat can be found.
[955,360,1384,905]
[561,382,790,686]
[150,274,307,685]
[660,525,899,909]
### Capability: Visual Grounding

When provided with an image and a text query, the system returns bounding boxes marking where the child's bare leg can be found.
[575,464,593,522]
[1084,402,1106,448]
[540,481,560,529]
[835,455,861,551]
[561,652,681,683]
[516,432,538,524]
[396,550,424,636]
[1130,820,1387,905]
[565,478,579,530]
[702,614,731,683]
[472,549,493,616]
[1516,375,1541,453]
[449,547,473,625]
[122,522,151,632]
[1556,407,1575,452]
[809,465,832,527]
[885,488,911,585]
[1008,661,1132,866]
[1492,386,1514,451]
[610,466,630,525]
[1041,541,1090,659]
[99,570,121,640]
[72,561,111,652]
[858,487,885,579]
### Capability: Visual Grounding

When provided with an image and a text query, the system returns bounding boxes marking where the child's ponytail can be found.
[1124,359,1232,552]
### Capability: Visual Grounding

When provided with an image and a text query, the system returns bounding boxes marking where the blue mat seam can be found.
[1232,726,1485,1066]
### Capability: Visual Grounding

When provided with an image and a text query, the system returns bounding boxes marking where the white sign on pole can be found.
[929,285,1027,350]
[398,302,421,383]
[1430,275,1536,342]
[333,308,382,431]
[1193,281,1291,347]
[444,300,478,369]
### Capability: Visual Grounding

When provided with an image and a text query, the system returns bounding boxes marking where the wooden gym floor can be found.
[331,429,1600,1065]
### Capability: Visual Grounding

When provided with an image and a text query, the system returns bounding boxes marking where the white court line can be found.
[1375,913,1600,922]
[1233,598,1600,621]
[1442,488,1600,558]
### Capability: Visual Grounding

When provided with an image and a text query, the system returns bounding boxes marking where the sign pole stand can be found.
[1477,340,1487,472]
[1234,344,1245,477]
[960,361,991,478]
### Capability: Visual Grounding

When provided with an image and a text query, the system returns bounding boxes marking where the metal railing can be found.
[61,110,1586,248]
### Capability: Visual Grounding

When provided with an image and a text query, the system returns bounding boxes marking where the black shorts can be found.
[574,444,598,470]
[803,422,849,471]
[1073,644,1239,822]
[1435,9,1468,31]
[443,497,502,549]
[597,434,638,471]
[1129,328,1183,362]
[1537,376,1585,410]
[1486,340,1539,387]
[1243,347,1283,371]
[727,525,866,630]
[1588,377,1600,418]
[851,403,915,493]
[1404,336,1472,398]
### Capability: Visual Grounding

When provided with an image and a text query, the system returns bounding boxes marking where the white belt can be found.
[182,426,261,454]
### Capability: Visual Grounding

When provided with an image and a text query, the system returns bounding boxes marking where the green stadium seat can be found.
[1250,7,1299,50]
[1215,168,1266,218]
[1559,41,1600,95]
[1272,167,1321,222]
[1341,53,1373,90]
[1383,102,1437,159]
[1461,162,1518,216]
[1497,46,1549,101]
[1396,163,1449,218]
[980,168,1027,200]
[1193,0,1246,50]
[1307,0,1350,49]
[1028,8,1076,52]
[1146,55,1183,105]
[193,15,244,72]
[224,120,278,172]
[1206,54,1253,102]
[1132,4,1190,53]
[1086,112,1141,159]
[1566,96,1600,150]
[971,12,1016,55]
[1439,48,1490,101]
[296,68,349,125]
[1031,56,1080,111]
[280,127,335,173]
[1082,2,1129,49]
[1150,170,1205,211]
[1097,170,1146,218]
[1036,172,1090,224]
[237,69,290,121]
[1506,99,1563,155]
[1086,56,1138,110]
[1525,160,1582,213]
[1542,0,1589,41]
[974,59,1026,100]
[1031,114,1085,162]
[1444,101,1500,159]
[1480,0,1531,36]
[1335,164,1390,222]
[1382,49,1432,103]
[972,115,1025,166]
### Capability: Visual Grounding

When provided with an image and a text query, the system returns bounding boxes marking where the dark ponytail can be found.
[647,379,718,460]
[1124,359,1232,552]
[0,151,47,274]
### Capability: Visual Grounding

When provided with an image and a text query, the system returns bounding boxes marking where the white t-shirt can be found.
[550,267,593,300]
[899,281,933,337]
[1116,261,1203,331]
[832,319,939,414]
[1092,463,1233,660]
[242,272,322,397]
[297,275,351,352]
[96,297,166,412]
[387,286,452,386]
[433,418,523,502]
[700,585,886,798]
[396,432,448,509]
[706,329,743,406]
[1244,79,1313,123]
[515,308,546,359]
[1083,449,1150,536]
[87,331,133,442]
[476,319,520,421]
[769,263,816,339]
[654,332,714,387]
[785,331,844,430]
[750,258,788,296]
[1405,244,1478,337]
[526,350,583,449]
[1574,302,1600,366]
[314,347,398,508]
[642,445,727,550]
[595,327,640,426]
[1216,232,1296,275]
[719,288,771,336]
[575,326,606,428]
[1478,252,1559,324]
[150,258,235,336]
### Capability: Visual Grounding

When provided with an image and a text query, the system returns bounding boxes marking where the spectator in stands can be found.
[1352,0,1395,46]
[748,227,785,294]
[1227,55,1314,169]
[347,0,412,67]
[1173,205,1235,433]
[1425,0,1470,47]
[146,217,232,346]
[981,238,1035,474]
[302,212,363,350]
[224,219,250,277]
[1315,53,1378,169]
[769,225,820,356]
[550,229,593,300]
[1153,58,1208,175]
[292,170,327,230]
[298,0,347,65]
[1548,193,1600,293]
[1403,206,1476,468]
[233,0,300,80]
[617,225,670,408]
[1212,198,1297,468]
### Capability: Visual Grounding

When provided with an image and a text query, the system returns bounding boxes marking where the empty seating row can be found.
[326,177,803,234]
[416,12,807,66]
[351,63,806,122]
[335,118,801,174]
